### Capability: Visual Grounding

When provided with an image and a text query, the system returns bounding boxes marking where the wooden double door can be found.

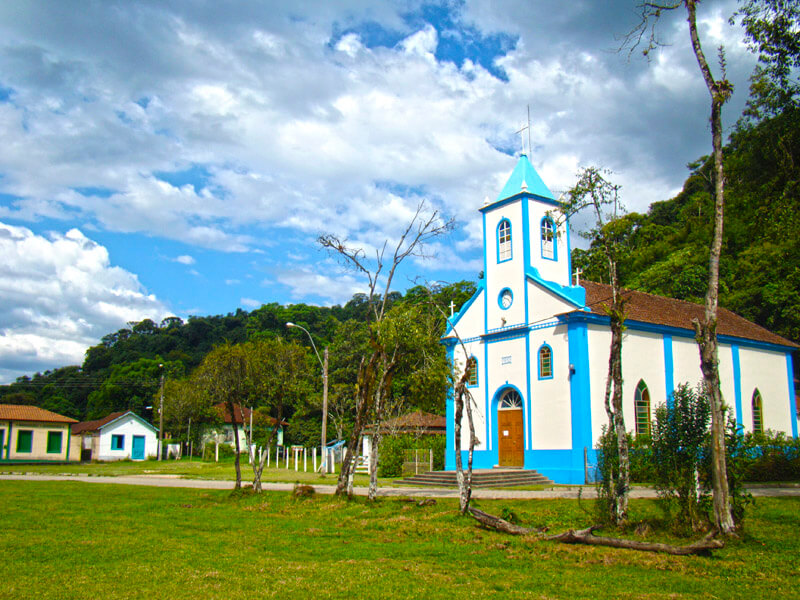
[498,408,524,467]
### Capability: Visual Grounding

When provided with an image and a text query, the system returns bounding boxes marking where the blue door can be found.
[132,435,145,460]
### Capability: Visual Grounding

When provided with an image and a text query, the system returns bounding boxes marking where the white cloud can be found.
[276,267,365,306]
[0,222,168,382]
[174,254,195,265]
[240,297,262,309]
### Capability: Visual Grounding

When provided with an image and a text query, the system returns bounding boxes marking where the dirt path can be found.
[1,473,798,499]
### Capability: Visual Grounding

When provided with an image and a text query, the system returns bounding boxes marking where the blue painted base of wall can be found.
[446,447,598,485]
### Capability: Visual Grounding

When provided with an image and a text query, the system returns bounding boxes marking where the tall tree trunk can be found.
[336,355,377,496]
[368,352,397,501]
[686,0,736,535]
[454,356,475,514]
[226,400,242,489]
[608,307,628,524]
[608,257,629,524]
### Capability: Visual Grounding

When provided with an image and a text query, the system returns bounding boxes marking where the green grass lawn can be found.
[0,480,797,599]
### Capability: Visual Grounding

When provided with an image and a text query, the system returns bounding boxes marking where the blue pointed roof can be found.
[495,153,555,203]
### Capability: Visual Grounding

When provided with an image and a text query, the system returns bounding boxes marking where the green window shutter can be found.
[111,435,124,450]
[17,430,33,453]
[47,431,63,454]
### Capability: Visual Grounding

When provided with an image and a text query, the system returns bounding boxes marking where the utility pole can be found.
[158,364,164,461]
[321,347,329,474]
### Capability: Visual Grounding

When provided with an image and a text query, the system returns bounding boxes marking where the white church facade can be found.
[442,154,798,484]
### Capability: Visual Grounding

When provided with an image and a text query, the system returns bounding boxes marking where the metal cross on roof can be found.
[514,105,533,156]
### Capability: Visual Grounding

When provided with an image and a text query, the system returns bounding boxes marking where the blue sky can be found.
[0,0,759,382]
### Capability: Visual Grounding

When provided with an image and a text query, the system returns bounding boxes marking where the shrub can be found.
[203,442,235,461]
[594,426,624,525]
[377,434,445,478]
[651,384,711,533]
[739,430,800,482]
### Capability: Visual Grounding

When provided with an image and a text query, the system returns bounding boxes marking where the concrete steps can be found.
[396,468,553,488]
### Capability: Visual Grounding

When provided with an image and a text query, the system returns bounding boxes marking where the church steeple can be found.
[493,154,555,206]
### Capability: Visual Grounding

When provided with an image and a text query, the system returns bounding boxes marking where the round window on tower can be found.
[498,288,513,310]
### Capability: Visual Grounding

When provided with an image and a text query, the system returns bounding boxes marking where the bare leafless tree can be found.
[318,201,454,497]
[625,0,736,534]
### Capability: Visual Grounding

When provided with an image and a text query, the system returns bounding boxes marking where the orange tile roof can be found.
[72,411,127,434]
[213,403,286,426]
[365,410,446,434]
[579,281,798,348]
[0,404,78,424]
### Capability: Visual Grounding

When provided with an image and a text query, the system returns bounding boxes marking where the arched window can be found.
[467,357,478,387]
[497,219,512,262]
[538,344,553,379]
[634,380,651,436]
[540,217,556,260]
[499,389,522,409]
[752,389,764,434]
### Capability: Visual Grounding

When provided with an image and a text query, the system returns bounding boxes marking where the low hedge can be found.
[378,434,446,478]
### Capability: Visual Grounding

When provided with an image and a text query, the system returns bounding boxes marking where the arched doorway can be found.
[497,388,524,467]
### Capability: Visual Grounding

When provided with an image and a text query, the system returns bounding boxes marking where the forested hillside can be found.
[572,104,799,346]
[0,282,476,446]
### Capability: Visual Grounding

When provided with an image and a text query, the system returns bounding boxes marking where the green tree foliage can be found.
[85,358,183,420]
[244,337,315,446]
[161,378,216,446]
[651,384,711,533]
[573,107,800,344]
[735,0,800,119]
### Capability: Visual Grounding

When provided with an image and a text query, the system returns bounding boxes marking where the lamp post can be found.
[286,322,328,473]
[157,363,164,461]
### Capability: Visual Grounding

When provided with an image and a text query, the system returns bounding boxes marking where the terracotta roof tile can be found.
[367,410,447,434]
[579,281,798,348]
[0,404,78,424]
[72,411,127,434]
[213,403,286,426]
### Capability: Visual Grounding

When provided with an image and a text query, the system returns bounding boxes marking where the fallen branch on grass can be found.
[468,508,723,556]
[545,527,723,555]
[469,507,548,535]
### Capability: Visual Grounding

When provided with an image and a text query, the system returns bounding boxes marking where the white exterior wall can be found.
[485,204,526,331]
[738,347,791,433]
[587,326,668,445]
[717,344,737,418]
[527,281,576,324]
[620,331,668,432]
[450,288,487,453]
[529,325,571,449]
[97,415,157,461]
[671,337,704,390]
[527,201,569,287]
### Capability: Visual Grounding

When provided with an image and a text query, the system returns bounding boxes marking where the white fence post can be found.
[313,448,317,473]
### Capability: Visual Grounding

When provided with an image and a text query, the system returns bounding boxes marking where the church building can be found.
[442,153,798,484]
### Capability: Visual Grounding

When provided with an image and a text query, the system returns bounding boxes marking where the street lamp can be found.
[157,363,164,461]
[286,322,329,473]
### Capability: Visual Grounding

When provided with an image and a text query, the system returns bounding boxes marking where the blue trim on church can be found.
[568,318,595,483]
[526,266,586,307]
[663,334,674,408]
[787,353,798,439]
[445,343,455,470]
[732,345,743,428]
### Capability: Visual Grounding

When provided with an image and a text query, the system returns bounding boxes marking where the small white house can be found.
[206,403,285,452]
[72,411,158,461]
